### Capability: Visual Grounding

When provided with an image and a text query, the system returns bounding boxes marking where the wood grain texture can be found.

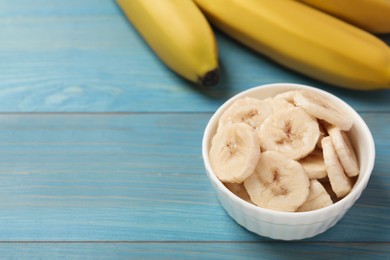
[0,0,389,258]
[0,0,389,112]
[0,242,389,260]
[0,113,388,243]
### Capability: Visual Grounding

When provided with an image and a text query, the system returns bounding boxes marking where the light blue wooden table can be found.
[0,0,389,259]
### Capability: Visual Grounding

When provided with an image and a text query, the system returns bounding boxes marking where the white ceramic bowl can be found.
[202,83,375,240]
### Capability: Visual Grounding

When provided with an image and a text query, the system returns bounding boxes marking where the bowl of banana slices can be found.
[202,83,375,240]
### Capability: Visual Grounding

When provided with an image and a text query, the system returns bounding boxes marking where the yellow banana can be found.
[296,0,390,34]
[194,0,390,90]
[117,0,219,86]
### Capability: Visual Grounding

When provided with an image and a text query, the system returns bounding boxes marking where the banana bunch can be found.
[296,0,390,34]
[118,0,390,90]
[116,0,219,86]
[210,90,359,212]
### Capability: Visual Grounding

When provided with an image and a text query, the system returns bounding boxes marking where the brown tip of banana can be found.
[200,68,220,87]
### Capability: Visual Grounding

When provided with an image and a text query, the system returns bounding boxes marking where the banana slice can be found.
[210,122,261,183]
[321,136,353,198]
[327,126,359,177]
[299,148,327,179]
[218,97,272,131]
[297,179,333,212]
[263,96,295,112]
[293,90,353,131]
[274,90,299,104]
[319,178,338,203]
[244,151,310,212]
[316,122,327,149]
[224,182,253,203]
[258,107,320,160]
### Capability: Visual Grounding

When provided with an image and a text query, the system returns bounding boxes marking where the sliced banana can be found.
[210,122,261,183]
[244,151,310,212]
[218,97,272,131]
[274,90,299,104]
[224,182,253,203]
[293,90,353,131]
[319,178,338,203]
[316,122,327,149]
[258,107,320,160]
[297,179,333,212]
[299,148,327,179]
[327,126,359,177]
[321,136,353,198]
[263,96,295,112]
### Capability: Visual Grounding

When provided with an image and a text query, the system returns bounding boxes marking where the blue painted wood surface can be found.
[0,0,389,259]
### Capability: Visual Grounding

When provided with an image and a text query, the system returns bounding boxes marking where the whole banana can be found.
[117,0,219,86]
[296,0,390,34]
[194,0,390,90]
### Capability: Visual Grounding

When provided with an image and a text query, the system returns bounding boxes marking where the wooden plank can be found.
[0,1,389,112]
[0,113,388,242]
[0,242,388,260]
